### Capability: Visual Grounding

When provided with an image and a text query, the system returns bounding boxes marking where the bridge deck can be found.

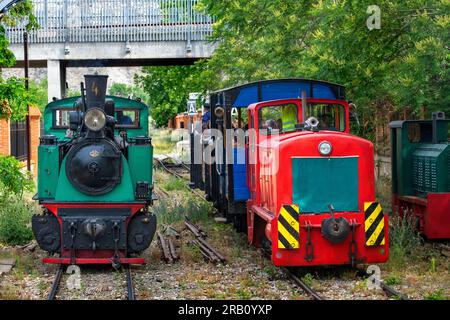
[6,0,214,43]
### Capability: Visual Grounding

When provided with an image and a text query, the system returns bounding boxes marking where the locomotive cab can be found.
[246,97,389,266]
[33,75,156,266]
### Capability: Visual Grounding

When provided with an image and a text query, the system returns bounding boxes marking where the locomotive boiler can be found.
[32,75,156,266]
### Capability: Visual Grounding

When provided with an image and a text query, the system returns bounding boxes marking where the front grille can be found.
[412,155,438,195]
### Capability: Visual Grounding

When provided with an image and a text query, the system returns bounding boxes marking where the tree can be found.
[199,0,449,140]
[109,82,151,106]
[0,0,38,120]
[135,61,208,127]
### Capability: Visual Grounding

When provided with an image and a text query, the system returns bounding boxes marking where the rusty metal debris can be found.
[157,231,178,263]
[184,218,207,238]
[184,218,226,264]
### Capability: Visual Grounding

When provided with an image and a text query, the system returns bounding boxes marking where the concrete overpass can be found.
[4,0,217,100]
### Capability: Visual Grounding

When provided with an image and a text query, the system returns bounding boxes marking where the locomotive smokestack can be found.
[84,74,108,109]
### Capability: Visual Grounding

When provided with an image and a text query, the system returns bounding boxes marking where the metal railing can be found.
[5,0,214,43]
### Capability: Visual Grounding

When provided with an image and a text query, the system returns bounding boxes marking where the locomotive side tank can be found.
[32,75,156,266]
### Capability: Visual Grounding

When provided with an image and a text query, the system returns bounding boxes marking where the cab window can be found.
[53,109,73,128]
[115,109,140,128]
[306,103,345,132]
[258,104,298,133]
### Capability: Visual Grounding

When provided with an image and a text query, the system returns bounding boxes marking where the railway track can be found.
[154,156,207,200]
[280,265,410,300]
[356,266,410,300]
[185,218,227,264]
[48,264,136,300]
[282,267,326,300]
[155,155,411,300]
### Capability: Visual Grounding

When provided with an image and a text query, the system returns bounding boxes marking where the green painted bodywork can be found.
[38,96,152,203]
[54,155,135,202]
[37,145,60,199]
[390,120,449,197]
[292,157,359,213]
[44,96,149,139]
[128,144,153,189]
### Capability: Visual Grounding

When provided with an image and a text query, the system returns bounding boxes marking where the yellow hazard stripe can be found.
[366,219,385,246]
[278,222,299,249]
[280,206,300,231]
[277,204,300,250]
[365,205,382,229]
[364,202,385,246]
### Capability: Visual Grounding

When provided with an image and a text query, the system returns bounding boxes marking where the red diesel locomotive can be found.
[192,79,389,267]
[246,97,389,266]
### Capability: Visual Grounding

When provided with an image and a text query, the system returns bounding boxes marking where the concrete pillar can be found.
[47,60,66,102]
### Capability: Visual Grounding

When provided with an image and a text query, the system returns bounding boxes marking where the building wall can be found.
[0,106,41,176]
[29,106,41,175]
[0,118,10,156]
[170,112,202,129]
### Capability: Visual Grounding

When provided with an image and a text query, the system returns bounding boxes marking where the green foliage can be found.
[0,196,34,245]
[163,177,186,191]
[0,155,34,199]
[236,287,252,299]
[28,78,48,113]
[384,272,402,285]
[301,273,315,287]
[388,214,422,267]
[424,289,447,300]
[0,0,39,120]
[153,194,212,225]
[0,77,38,120]
[429,257,437,273]
[199,0,450,140]
[109,82,150,105]
[135,61,208,127]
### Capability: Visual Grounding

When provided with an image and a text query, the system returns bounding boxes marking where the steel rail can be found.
[125,265,135,300]
[48,265,64,300]
[155,157,207,200]
[185,218,226,264]
[281,267,326,300]
[357,266,410,300]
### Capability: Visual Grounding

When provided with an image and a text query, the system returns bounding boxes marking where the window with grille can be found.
[10,121,28,161]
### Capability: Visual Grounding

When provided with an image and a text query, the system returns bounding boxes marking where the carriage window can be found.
[115,109,140,128]
[53,109,73,128]
[259,104,298,133]
[306,103,345,132]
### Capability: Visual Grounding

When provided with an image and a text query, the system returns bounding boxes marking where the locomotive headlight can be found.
[318,141,332,156]
[84,108,106,131]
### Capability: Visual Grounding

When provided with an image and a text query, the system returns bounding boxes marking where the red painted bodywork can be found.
[246,98,389,266]
[392,193,450,239]
[41,202,146,265]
